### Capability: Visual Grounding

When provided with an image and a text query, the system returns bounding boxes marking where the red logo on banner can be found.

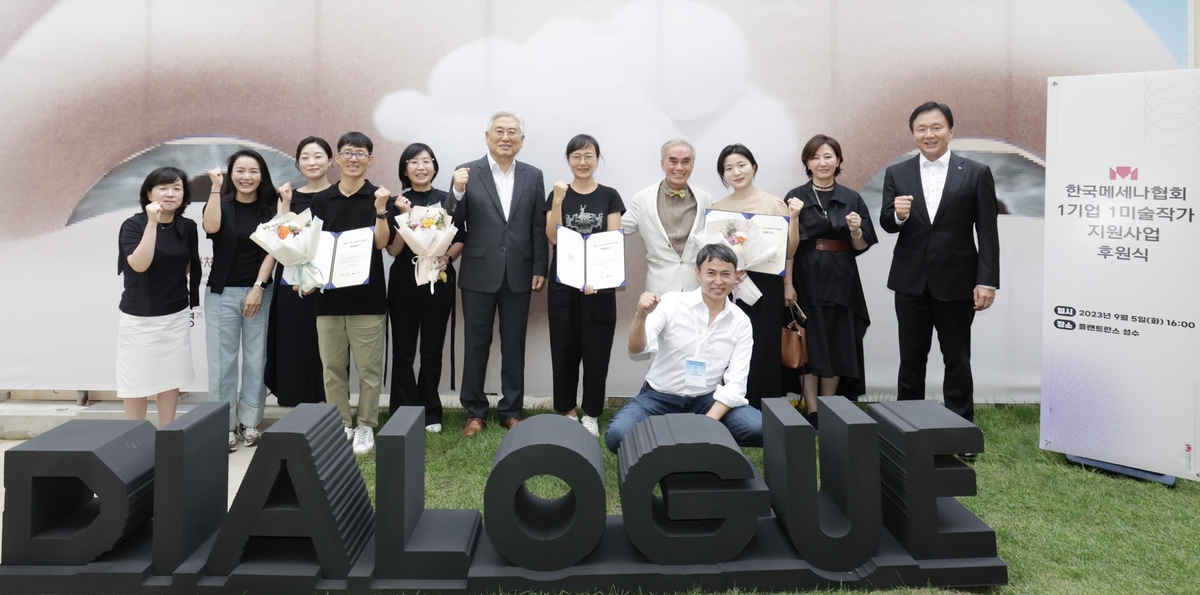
[1109,166,1138,180]
[1186,444,1193,453]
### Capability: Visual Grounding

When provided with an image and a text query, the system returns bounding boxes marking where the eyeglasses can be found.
[338,151,371,161]
[407,158,435,167]
[568,154,597,163]
[491,129,521,139]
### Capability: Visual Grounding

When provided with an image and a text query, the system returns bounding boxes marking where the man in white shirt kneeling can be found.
[604,243,762,454]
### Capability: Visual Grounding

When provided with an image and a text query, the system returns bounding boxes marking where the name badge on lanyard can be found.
[685,358,707,388]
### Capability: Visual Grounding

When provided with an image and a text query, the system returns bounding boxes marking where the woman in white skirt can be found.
[117,167,201,424]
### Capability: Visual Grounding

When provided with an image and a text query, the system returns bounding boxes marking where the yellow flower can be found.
[438,271,448,283]
[421,217,436,228]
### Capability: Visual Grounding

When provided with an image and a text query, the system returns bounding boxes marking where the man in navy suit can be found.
[445,111,548,436]
[880,102,1000,428]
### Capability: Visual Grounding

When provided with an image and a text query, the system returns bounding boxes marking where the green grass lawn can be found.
[354,405,1199,595]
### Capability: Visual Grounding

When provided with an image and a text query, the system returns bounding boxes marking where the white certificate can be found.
[555,226,626,290]
[745,213,789,276]
[584,229,626,290]
[326,227,375,288]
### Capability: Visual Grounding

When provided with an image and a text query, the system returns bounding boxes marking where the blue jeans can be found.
[604,383,763,454]
[205,286,272,431]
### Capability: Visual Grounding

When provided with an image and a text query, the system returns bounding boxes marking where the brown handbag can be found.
[781,303,808,369]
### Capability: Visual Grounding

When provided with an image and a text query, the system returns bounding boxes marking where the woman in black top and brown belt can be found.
[386,143,464,433]
[783,134,877,427]
[202,149,279,452]
[266,137,333,407]
[117,167,201,425]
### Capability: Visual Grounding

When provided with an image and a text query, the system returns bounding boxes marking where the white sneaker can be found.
[228,430,239,452]
[242,425,262,447]
[352,426,375,455]
[581,415,600,437]
[425,423,442,433]
[345,427,354,442]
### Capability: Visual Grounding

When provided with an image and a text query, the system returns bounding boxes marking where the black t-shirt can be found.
[310,181,388,316]
[543,184,625,281]
[118,213,200,316]
[386,188,467,279]
[227,199,268,287]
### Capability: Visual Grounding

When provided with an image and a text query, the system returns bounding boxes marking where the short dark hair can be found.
[220,149,278,223]
[908,102,954,131]
[716,144,758,187]
[337,131,373,154]
[801,134,844,179]
[696,243,739,269]
[565,134,601,160]
[398,142,439,188]
[294,136,333,162]
[139,167,191,216]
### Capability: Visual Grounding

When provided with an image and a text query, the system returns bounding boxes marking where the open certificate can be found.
[282,226,375,290]
[555,226,626,290]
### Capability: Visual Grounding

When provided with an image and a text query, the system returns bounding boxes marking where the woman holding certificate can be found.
[265,137,333,407]
[783,135,877,427]
[202,149,280,452]
[386,143,464,434]
[544,134,626,437]
[116,167,201,425]
[710,144,801,409]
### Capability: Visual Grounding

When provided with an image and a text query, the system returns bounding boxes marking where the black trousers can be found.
[387,269,455,425]
[547,283,616,418]
[459,282,531,420]
[895,288,976,422]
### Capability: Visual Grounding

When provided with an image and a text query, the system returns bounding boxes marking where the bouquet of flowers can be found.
[691,211,781,306]
[250,209,326,293]
[395,206,459,293]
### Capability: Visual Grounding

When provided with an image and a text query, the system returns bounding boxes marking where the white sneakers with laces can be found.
[581,415,600,437]
[352,426,375,455]
[345,427,354,442]
[228,430,239,452]
[425,423,442,433]
[242,425,262,447]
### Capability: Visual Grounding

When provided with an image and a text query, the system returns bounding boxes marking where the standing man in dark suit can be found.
[880,102,1000,430]
[445,111,548,436]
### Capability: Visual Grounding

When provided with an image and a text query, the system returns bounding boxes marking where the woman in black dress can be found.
[544,134,625,436]
[266,137,333,407]
[710,144,802,409]
[783,134,877,426]
[386,143,464,433]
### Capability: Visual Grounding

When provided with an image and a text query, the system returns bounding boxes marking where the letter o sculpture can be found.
[483,415,606,571]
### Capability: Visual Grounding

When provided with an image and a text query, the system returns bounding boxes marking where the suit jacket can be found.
[879,153,1000,301]
[621,182,713,295]
[445,155,549,293]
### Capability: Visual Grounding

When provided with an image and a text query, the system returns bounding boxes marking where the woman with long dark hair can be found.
[544,134,625,436]
[202,149,279,451]
[116,167,201,425]
[710,144,801,409]
[385,143,463,433]
[266,137,333,407]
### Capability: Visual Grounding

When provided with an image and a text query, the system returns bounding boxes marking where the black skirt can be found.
[264,280,326,406]
[736,272,784,409]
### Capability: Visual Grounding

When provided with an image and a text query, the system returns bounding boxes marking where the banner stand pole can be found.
[1065,455,1177,487]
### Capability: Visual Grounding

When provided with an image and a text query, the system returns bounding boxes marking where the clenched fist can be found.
[787,197,804,218]
[846,211,862,232]
[452,168,469,193]
[207,167,223,192]
[145,202,163,223]
[894,195,913,220]
[552,181,569,202]
[374,186,392,211]
[636,292,661,318]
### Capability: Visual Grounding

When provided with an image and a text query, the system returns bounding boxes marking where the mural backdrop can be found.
[0,0,1189,401]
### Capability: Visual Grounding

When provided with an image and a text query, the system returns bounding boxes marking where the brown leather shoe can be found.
[499,416,522,430]
[463,417,485,437]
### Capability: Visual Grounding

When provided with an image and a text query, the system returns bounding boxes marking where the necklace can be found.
[812,180,835,191]
[158,220,175,230]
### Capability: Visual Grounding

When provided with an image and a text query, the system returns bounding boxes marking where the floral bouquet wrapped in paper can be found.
[250,209,326,292]
[395,205,459,293]
[691,211,781,306]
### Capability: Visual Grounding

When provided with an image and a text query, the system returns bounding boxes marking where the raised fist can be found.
[552,181,569,202]
[452,168,469,193]
[145,201,162,223]
[894,195,913,220]
[636,292,660,318]
[374,186,391,210]
[207,167,223,192]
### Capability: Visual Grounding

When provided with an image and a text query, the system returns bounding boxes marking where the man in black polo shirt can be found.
[309,131,395,456]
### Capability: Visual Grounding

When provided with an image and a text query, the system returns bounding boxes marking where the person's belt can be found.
[814,239,849,252]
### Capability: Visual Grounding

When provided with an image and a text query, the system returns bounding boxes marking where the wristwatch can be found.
[256,281,269,290]
[375,211,388,219]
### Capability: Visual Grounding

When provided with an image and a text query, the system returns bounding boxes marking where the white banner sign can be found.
[1041,69,1200,481]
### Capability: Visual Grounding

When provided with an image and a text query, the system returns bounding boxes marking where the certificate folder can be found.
[554,226,626,290]
[281,226,375,290]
